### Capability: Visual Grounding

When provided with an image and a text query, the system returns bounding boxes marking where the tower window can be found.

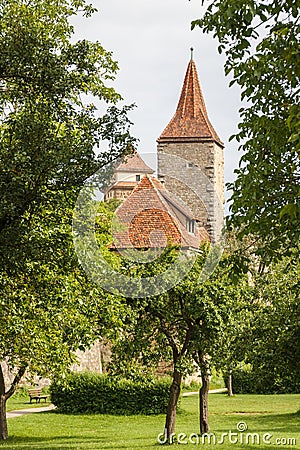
[136,174,141,181]
[187,219,195,234]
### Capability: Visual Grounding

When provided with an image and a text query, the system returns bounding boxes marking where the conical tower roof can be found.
[157,53,223,146]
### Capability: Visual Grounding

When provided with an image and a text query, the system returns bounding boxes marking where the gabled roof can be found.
[110,176,209,250]
[157,58,223,146]
[115,151,155,173]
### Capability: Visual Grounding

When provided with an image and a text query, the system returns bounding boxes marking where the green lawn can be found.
[2,393,300,449]
[7,395,51,412]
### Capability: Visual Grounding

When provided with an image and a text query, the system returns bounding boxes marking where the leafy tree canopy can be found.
[107,244,250,436]
[239,257,300,391]
[0,0,135,267]
[0,0,135,440]
[193,0,299,260]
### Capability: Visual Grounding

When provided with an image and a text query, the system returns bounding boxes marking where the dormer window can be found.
[186,219,195,234]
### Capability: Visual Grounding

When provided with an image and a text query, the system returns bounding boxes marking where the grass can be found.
[182,371,225,392]
[7,395,51,412]
[2,393,300,449]
[182,381,225,392]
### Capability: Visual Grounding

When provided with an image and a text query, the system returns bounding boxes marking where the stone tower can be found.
[157,52,224,242]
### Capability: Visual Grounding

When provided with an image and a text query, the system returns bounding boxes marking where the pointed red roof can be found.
[157,58,223,146]
[110,176,209,250]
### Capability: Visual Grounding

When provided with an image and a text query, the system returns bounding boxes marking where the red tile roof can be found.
[116,151,155,173]
[109,181,137,188]
[157,59,223,146]
[110,176,210,250]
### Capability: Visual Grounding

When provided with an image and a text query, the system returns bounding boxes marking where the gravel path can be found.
[182,387,227,397]
[7,404,56,419]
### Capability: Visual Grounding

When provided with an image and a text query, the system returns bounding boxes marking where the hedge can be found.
[50,372,171,415]
[228,368,300,394]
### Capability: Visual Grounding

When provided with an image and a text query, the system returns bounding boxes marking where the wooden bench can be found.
[28,388,49,404]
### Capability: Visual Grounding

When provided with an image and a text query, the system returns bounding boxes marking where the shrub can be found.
[229,367,300,394]
[50,372,171,415]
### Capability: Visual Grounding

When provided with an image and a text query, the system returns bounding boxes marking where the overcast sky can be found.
[72,0,243,203]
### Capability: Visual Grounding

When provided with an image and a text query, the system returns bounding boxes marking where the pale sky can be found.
[72,0,242,206]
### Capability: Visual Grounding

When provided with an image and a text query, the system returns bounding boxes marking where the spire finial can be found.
[190,47,194,60]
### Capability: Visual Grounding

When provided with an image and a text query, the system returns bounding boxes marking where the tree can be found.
[0,0,135,256]
[107,246,248,440]
[0,194,129,440]
[192,0,300,259]
[0,0,135,440]
[236,256,300,393]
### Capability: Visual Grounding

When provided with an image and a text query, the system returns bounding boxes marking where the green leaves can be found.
[234,257,300,393]
[0,0,136,238]
[50,372,171,415]
[0,1,136,423]
[193,0,300,258]
[279,203,298,220]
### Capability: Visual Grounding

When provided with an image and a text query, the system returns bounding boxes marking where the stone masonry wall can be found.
[71,340,111,374]
[157,141,224,242]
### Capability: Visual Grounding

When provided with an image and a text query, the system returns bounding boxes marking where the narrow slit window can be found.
[187,219,195,234]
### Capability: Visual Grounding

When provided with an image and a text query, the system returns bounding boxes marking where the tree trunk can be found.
[227,370,233,396]
[0,364,8,441]
[199,369,210,434]
[0,394,8,441]
[164,369,182,441]
[0,362,27,440]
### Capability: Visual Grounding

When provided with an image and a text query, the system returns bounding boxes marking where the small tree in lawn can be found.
[108,246,249,439]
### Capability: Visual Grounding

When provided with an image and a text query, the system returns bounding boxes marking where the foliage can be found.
[0,0,135,261]
[218,255,300,395]
[50,372,171,415]
[0,187,128,377]
[236,257,300,392]
[111,246,249,375]
[192,0,300,259]
[0,0,134,370]
[0,0,135,440]
[230,366,300,394]
[107,245,250,436]
[114,247,249,380]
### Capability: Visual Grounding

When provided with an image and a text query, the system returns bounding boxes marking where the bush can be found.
[229,367,300,394]
[50,372,171,415]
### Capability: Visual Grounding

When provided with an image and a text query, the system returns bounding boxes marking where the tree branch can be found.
[180,320,194,357]
[5,365,27,400]
[0,363,6,396]
[155,312,179,360]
